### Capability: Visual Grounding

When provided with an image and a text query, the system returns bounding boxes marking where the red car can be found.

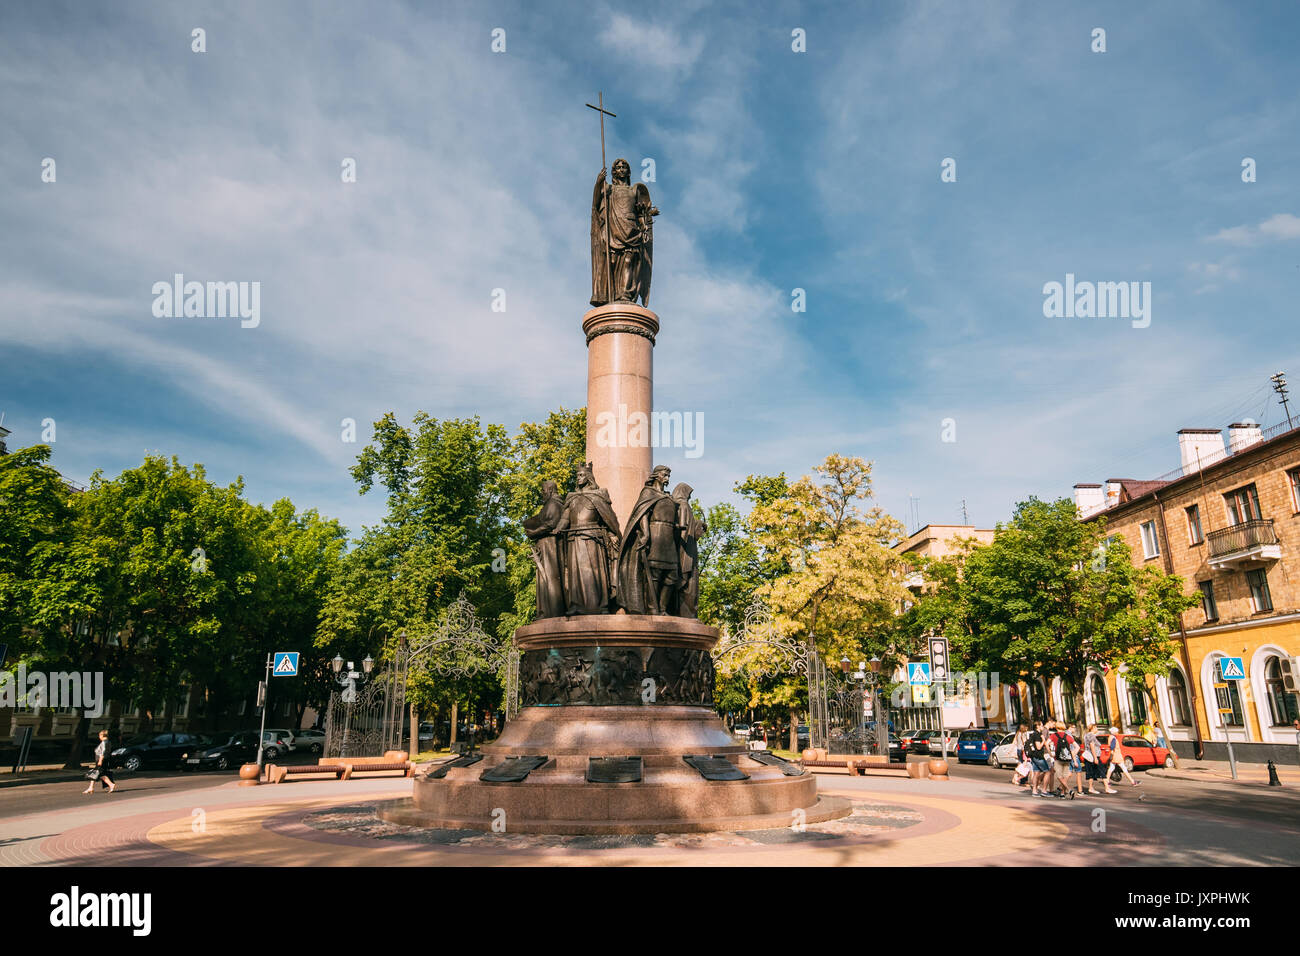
[1095,734,1173,771]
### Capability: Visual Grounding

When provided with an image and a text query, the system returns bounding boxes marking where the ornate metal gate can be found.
[322,657,403,759]
[711,598,832,749]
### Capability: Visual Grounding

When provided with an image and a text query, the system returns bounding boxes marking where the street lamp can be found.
[332,655,371,758]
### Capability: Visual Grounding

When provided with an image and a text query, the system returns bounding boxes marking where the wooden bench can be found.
[267,763,346,784]
[269,750,415,783]
[800,748,911,776]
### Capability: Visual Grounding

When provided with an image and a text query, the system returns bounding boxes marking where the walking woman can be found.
[1083,723,1114,795]
[1105,725,1140,787]
[83,729,117,794]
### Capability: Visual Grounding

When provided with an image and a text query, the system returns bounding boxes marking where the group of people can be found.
[1010,721,1141,797]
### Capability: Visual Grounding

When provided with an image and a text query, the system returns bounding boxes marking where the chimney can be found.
[1228,420,1263,454]
[1104,480,1124,508]
[1074,483,1104,516]
[1178,428,1225,473]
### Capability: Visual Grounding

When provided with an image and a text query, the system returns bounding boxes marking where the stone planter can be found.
[906,760,930,779]
[238,763,262,786]
[928,758,949,780]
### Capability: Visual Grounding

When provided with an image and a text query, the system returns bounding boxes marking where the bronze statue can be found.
[616,465,680,615]
[523,480,565,619]
[671,482,705,619]
[590,159,657,308]
[553,463,621,615]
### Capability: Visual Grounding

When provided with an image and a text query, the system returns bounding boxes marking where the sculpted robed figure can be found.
[553,463,621,615]
[616,465,680,615]
[523,480,565,619]
[590,158,657,307]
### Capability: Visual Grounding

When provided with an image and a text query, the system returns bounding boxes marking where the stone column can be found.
[582,302,658,529]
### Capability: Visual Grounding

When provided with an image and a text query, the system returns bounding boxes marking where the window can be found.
[1089,674,1110,724]
[1126,680,1148,723]
[1264,657,1298,726]
[1059,680,1078,722]
[1140,521,1160,559]
[1199,581,1219,621]
[1167,670,1191,726]
[1186,505,1203,545]
[1225,484,1262,525]
[1213,658,1244,726]
[1028,681,1048,721]
[283,701,293,717]
[1008,689,1022,725]
[1288,467,1300,513]
[1246,569,1273,612]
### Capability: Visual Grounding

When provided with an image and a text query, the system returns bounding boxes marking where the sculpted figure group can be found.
[524,463,705,619]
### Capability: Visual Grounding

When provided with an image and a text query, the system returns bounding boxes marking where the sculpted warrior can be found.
[590,158,658,307]
[616,465,680,615]
[671,482,706,619]
[522,480,565,619]
[553,463,621,615]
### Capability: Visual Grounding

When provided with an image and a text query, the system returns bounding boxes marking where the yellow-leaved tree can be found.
[745,454,909,750]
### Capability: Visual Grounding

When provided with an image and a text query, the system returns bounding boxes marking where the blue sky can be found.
[3,0,1299,538]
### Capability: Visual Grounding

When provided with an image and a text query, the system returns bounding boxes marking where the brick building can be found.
[1069,418,1300,763]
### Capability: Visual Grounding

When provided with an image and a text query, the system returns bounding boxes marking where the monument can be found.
[389,95,847,833]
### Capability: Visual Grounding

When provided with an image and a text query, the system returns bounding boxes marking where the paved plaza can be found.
[4,764,1297,867]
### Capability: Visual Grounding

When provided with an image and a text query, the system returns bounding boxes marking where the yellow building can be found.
[1067,419,1300,763]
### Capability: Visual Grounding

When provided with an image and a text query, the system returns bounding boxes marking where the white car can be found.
[927,729,962,755]
[292,729,326,755]
[262,730,295,757]
[988,733,1020,768]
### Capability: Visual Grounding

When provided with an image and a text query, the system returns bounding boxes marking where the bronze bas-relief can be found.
[519,646,715,707]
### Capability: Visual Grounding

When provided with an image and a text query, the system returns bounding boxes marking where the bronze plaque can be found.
[683,754,749,781]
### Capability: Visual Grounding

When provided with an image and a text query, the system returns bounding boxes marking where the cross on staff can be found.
[586,92,616,302]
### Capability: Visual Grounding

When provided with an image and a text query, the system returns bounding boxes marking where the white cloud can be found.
[1209,213,1300,245]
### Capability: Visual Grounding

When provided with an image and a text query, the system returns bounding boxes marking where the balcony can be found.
[1207,518,1281,571]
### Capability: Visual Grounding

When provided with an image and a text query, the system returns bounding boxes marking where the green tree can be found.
[742,455,908,750]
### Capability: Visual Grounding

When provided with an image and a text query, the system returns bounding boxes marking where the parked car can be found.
[928,729,962,755]
[292,728,326,755]
[732,723,751,740]
[989,732,1021,768]
[887,734,907,762]
[1100,735,1173,772]
[908,730,937,755]
[110,732,210,771]
[263,729,296,753]
[898,728,924,751]
[796,725,810,750]
[956,729,1004,764]
[181,731,261,772]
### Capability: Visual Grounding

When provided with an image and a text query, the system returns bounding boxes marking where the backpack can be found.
[1053,733,1072,762]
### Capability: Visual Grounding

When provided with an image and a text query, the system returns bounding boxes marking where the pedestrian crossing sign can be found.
[908,662,931,685]
[1220,657,1245,680]
[273,652,300,677]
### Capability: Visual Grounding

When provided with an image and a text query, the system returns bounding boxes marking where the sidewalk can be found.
[1149,756,1300,786]
[0,762,91,788]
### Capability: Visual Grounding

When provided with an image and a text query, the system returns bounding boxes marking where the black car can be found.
[181,731,262,772]
[109,732,211,771]
[908,730,938,755]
